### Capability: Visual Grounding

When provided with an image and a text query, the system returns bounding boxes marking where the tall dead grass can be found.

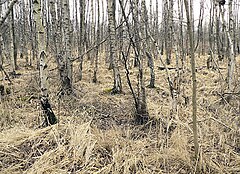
[0,55,239,173]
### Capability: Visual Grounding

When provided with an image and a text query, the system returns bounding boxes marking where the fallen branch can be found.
[158,66,226,71]
[158,66,183,71]
[223,92,240,96]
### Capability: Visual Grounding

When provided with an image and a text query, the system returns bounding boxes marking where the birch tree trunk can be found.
[58,0,73,96]
[49,0,57,56]
[107,0,122,94]
[0,0,17,27]
[215,2,222,60]
[93,0,100,83]
[208,1,215,65]
[34,0,57,126]
[141,0,155,88]
[195,0,204,56]
[132,0,149,124]
[163,0,168,64]
[19,0,28,65]
[11,7,17,73]
[0,5,3,69]
[45,0,51,52]
[164,0,173,65]
[29,0,36,65]
[78,0,85,81]
[227,0,235,91]
[0,36,2,71]
[184,0,199,160]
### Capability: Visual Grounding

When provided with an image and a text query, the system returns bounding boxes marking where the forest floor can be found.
[0,53,240,174]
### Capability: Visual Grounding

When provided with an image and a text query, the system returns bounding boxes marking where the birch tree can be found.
[49,0,57,56]
[0,0,17,27]
[227,0,235,91]
[58,0,73,96]
[93,0,100,83]
[163,0,173,65]
[10,6,17,73]
[19,0,28,65]
[118,0,149,124]
[29,0,37,65]
[0,3,3,69]
[132,0,149,123]
[78,0,85,81]
[177,0,185,67]
[34,0,57,126]
[184,0,199,160]
[107,0,122,94]
[0,0,18,74]
[141,0,155,88]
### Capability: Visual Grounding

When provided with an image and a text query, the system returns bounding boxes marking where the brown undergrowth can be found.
[0,54,239,173]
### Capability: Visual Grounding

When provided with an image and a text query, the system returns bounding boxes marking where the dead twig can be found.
[0,66,13,84]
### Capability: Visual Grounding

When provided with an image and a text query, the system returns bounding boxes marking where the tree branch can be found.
[0,0,18,27]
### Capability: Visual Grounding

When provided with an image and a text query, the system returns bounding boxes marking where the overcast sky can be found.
[69,0,240,25]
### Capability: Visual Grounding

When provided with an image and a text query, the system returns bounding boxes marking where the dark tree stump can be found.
[40,97,58,127]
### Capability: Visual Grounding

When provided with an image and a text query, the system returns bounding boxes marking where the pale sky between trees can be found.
[69,0,240,27]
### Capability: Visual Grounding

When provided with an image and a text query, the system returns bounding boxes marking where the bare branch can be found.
[0,0,18,27]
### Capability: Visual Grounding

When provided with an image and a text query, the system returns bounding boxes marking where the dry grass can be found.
[0,53,239,173]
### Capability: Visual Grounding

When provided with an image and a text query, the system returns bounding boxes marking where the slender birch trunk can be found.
[0,0,17,27]
[0,4,3,69]
[132,0,149,124]
[107,0,122,94]
[141,0,155,88]
[78,0,85,81]
[34,0,57,126]
[227,0,235,91]
[11,6,17,73]
[184,0,199,160]
[58,0,73,96]
[93,0,100,83]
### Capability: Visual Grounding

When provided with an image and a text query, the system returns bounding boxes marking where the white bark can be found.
[227,0,235,91]
[107,0,122,93]
[34,0,57,126]
[227,31,235,91]
[0,0,17,26]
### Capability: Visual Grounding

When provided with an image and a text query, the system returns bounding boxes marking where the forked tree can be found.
[119,0,149,124]
[133,0,149,124]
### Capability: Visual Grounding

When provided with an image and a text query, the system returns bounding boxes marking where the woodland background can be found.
[0,0,240,173]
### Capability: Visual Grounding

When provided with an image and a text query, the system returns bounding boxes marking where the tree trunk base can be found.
[40,97,58,127]
[110,87,122,95]
[135,111,149,125]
